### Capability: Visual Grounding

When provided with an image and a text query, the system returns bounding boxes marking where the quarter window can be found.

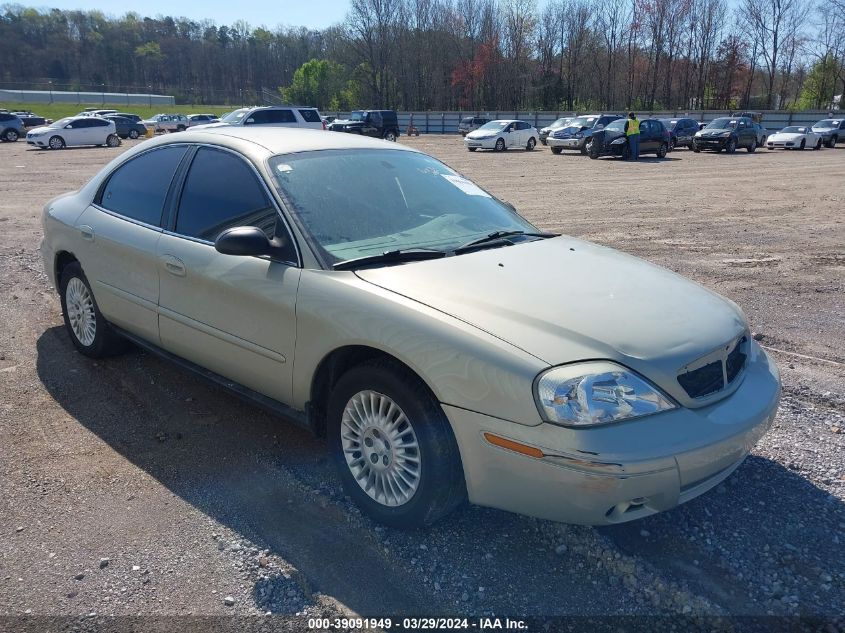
[100,146,188,226]
[298,109,321,123]
[175,147,278,242]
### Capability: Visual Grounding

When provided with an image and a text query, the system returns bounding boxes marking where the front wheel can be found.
[383,131,397,142]
[668,138,675,151]
[829,137,837,148]
[657,142,668,158]
[467,147,477,152]
[815,138,822,150]
[176,125,186,132]
[799,139,806,150]
[48,135,65,150]
[747,139,756,153]
[4,129,19,142]
[550,146,562,155]
[725,138,736,153]
[526,137,536,151]
[692,143,700,153]
[327,361,466,528]
[494,138,505,152]
[59,262,128,358]
[106,134,120,148]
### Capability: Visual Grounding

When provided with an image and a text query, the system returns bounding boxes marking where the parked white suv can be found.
[143,114,190,133]
[199,106,324,130]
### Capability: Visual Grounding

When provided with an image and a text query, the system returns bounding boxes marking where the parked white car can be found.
[195,106,324,130]
[464,120,539,152]
[39,127,781,528]
[143,114,190,133]
[765,126,823,150]
[26,116,119,150]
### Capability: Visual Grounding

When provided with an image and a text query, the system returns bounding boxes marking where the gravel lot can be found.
[0,136,843,630]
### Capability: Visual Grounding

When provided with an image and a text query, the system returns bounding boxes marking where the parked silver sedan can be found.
[40,128,780,528]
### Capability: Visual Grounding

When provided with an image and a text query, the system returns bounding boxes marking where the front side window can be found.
[269,149,536,265]
[175,148,277,242]
[100,146,188,226]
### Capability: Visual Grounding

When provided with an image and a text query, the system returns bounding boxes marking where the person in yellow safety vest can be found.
[624,112,640,161]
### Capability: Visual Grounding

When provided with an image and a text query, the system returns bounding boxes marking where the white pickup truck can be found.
[142,113,189,133]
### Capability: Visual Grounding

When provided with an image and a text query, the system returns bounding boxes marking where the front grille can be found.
[677,336,748,399]
[678,360,724,398]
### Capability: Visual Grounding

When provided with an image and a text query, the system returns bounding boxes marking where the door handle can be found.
[79,225,95,241]
[160,254,186,277]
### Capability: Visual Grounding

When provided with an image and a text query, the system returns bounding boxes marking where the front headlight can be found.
[535,361,676,427]
[720,132,731,137]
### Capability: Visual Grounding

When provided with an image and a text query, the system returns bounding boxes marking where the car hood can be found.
[27,125,50,134]
[355,237,747,407]
[465,129,499,139]
[698,128,733,135]
[769,132,804,141]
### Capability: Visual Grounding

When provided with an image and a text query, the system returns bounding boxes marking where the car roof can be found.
[127,126,420,158]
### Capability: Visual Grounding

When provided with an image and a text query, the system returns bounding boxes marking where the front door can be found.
[156,146,300,404]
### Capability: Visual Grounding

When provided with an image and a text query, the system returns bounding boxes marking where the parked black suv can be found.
[588,118,669,159]
[658,117,699,150]
[693,116,758,153]
[328,110,401,141]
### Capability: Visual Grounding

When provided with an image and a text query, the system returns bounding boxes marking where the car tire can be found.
[580,142,589,155]
[725,138,736,153]
[327,360,466,529]
[526,137,536,151]
[176,125,186,132]
[467,147,477,152]
[550,146,562,155]
[494,138,505,152]
[106,134,120,148]
[668,138,675,151]
[383,131,397,142]
[59,262,128,358]
[128,129,140,139]
[5,128,19,142]
[657,142,668,158]
[692,142,700,153]
[48,135,65,150]
[799,139,805,150]
[747,139,756,153]
[540,139,547,145]
[815,138,822,150]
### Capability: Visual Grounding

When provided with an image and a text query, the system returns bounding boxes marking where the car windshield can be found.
[564,116,597,129]
[269,149,537,265]
[50,118,73,128]
[813,120,839,128]
[781,126,807,133]
[476,121,509,132]
[350,111,366,121]
[706,118,737,130]
[550,118,570,127]
[222,109,248,123]
[660,119,677,130]
[604,119,626,132]
[461,117,474,124]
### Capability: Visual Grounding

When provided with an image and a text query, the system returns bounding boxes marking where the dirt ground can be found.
[0,136,843,630]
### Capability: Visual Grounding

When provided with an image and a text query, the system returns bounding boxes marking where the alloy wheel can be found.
[49,135,64,150]
[65,277,96,346]
[129,130,139,139]
[6,129,19,142]
[340,390,421,507]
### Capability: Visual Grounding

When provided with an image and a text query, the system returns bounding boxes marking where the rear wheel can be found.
[327,361,466,528]
[48,135,65,150]
[657,142,668,158]
[106,134,120,148]
[383,130,397,142]
[747,139,756,153]
[526,137,536,151]
[815,138,822,150]
[176,125,186,132]
[692,142,700,153]
[4,128,19,142]
[829,136,837,148]
[799,139,806,150]
[494,138,505,152]
[59,262,127,358]
[550,146,562,155]
[128,129,140,139]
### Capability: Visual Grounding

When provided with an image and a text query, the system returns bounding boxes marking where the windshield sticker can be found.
[276,163,293,173]
[441,174,491,197]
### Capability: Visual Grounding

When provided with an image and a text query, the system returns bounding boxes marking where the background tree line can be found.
[0,0,842,111]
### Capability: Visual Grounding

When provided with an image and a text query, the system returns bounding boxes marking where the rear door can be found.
[74,144,189,342]
[156,146,301,403]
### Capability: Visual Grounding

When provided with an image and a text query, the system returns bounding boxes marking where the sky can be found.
[34,0,353,30]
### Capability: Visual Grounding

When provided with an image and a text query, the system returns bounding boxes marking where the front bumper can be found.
[27,136,47,147]
[464,137,497,149]
[694,137,729,150]
[445,344,780,525]
[547,137,586,150]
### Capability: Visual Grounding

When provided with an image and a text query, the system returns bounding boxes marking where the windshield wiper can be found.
[333,248,446,271]
[454,230,558,254]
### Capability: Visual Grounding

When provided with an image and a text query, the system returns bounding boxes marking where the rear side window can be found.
[175,147,275,241]
[100,146,188,226]
[0,113,13,122]
[298,109,321,123]
[92,119,110,127]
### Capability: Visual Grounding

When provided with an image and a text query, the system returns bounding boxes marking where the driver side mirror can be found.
[214,226,288,258]
[65,124,74,129]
